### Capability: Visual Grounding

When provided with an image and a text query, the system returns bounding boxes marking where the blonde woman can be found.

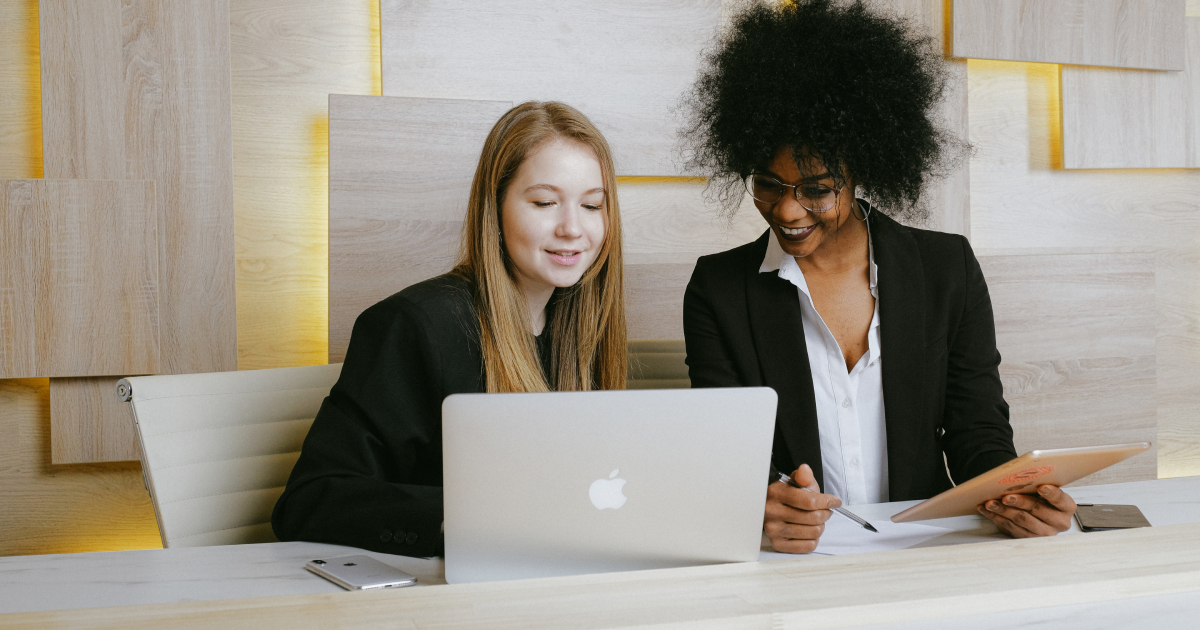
[273,102,627,557]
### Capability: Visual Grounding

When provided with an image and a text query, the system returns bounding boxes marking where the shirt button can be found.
[406,532,418,545]
[850,458,859,467]
[842,398,851,408]
[379,529,392,543]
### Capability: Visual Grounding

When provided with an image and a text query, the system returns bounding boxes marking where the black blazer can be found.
[683,209,1017,501]
[272,274,483,557]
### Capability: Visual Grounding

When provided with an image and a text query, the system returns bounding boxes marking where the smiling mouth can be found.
[547,250,582,265]
[778,225,817,239]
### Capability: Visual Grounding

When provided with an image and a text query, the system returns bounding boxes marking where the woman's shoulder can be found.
[356,273,477,337]
[871,211,974,263]
[692,230,771,279]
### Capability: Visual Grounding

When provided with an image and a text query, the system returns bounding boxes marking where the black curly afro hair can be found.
[681,0,964,224]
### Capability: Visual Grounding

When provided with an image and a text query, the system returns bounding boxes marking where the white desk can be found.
[2,476,1198,628]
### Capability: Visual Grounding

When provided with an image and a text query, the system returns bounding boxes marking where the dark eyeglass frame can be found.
[744,172,843,213]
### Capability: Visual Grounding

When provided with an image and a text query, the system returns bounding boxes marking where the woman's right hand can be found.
[763,464,842,554]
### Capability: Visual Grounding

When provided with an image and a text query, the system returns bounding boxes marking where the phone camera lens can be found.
[312,560,325,565]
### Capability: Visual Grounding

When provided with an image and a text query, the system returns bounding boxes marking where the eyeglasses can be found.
[744,173,842,213]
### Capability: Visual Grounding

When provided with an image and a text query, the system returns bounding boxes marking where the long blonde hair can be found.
[453,102,627,393]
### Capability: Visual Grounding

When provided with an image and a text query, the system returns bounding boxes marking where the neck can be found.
[796,212,870,275]
[522,284,554,335]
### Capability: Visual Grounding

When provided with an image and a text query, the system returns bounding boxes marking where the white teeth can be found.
[781,226,813,236]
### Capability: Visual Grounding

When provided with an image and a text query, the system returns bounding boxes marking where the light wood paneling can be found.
[0,0,41,179]
[980,252,1158,485]
[1061,18,1200,169]
[379,0,722,177]
[968,58,1200,478]
[39,0,237,463]
[50,378,139,464]
[953,0,1186,70]
[328,94,512,362]
[0,179,160,379]
[0,378,160,556]
[230,0,378,370]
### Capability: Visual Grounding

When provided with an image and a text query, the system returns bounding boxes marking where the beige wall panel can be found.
[37,0,124,179]
[230,0,378,370]
[0,378,161,556]
[328,94,512,362]
[980,252,1157,485]
[0,0,41,179]
[1061,18,1200,169]
[0,179,160,379]
[39,0,237,463]
[953,0,1186,70]
[40,0,237,373]
[968,59,1200,478]
[50,377,139,463]
[625,262,697,340]
[379,0,722,177]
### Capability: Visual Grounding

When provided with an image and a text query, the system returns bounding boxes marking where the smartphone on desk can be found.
[305,555,417,590]
[1075,504,1152,532]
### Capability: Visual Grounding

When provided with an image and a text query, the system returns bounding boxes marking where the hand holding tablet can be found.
[891,442,1151,538]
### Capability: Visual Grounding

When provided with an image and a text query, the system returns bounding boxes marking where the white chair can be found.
[121,341,688,548]
[119,363,343,548]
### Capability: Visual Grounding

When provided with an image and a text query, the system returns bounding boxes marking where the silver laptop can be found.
[441,387,777,583]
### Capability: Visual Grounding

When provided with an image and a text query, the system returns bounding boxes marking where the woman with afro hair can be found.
[680,0,1075,554]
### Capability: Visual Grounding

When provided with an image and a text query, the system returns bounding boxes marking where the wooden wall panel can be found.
[1061,18,1200,169]
[50,377,140,464]
[0,0,41,179]
[953,0,1186,70]
[0,179,159,380]
[378,0,722,177]
[0,378,161,556]
[39,0,237,463]
[980,252,1158,485]
[968,59,1200,479]
[328,94,512,362]
[230,0,378,370]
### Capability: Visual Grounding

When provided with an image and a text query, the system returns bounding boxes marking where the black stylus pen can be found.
[770,464,879,533]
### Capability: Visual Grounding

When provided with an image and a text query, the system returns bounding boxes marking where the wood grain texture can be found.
[0,0,42,179]
[968,58,1200,478]
[40,0,238,370]
[0,179,160,379]
[379,0,722,177]
[0,378,160,557]
[328,94,512,362]
[3,522,1200,628]
[230,0,378,370]
[980,252,1158,485]
[50,378,139,464]
[39,0,238,463]
[953,0,1187,70]
[1061,18,1200,169]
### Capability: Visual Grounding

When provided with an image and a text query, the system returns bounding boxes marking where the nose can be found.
[555,204,584,238]
[769,191,812,225]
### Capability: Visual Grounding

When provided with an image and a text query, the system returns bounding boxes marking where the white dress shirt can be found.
[760,227,889,505]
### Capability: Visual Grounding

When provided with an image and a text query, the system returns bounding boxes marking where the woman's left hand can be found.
[977,484,1077,538]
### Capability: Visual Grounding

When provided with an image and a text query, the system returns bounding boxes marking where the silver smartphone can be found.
[305,555,417,590]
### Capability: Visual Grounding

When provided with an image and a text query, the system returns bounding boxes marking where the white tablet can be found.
[891,442,1151,523]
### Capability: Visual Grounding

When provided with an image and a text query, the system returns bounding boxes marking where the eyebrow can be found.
[523,184,606,195]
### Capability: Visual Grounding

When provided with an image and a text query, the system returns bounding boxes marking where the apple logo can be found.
[589,469,627,510]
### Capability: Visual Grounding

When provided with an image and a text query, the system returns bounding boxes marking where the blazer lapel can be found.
[870,212,926,499]
[744,231,825,488]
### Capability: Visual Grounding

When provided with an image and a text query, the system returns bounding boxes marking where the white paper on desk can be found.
[812,512,946,555]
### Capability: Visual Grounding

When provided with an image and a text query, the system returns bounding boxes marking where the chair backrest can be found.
[626,339,689,389]
[123,340,687,548]
[120,363,343,548]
